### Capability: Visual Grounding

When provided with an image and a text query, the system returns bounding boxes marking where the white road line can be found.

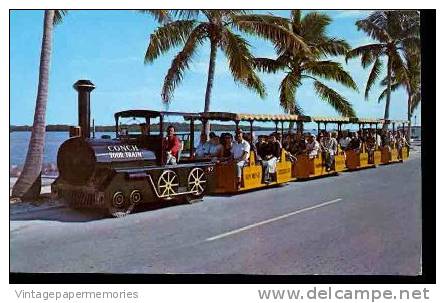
[205,198,342,242]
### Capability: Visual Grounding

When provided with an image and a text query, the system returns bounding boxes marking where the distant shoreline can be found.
[10,123,277,132]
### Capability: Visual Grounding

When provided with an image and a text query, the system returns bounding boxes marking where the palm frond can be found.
[356,17,390,43]
[221,29,266,98]
[410,90,421,113]
[139,10,171,23]
[313,80,356,117]
[365,58,382,99]
[316,38,350,57]
[233,18,310,55]
[161,25,207,103]
[279,71,300,113]
[252,57,286,73]
[145,20,198,64]
[53,10,68,25]
[345,43,384,63]
[377,82,402,103]
[303,61,358,91]
[300,11,331,42]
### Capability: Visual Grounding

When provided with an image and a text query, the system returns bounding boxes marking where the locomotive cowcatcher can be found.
[51,80,215,217]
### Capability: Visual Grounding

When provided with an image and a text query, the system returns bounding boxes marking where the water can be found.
[10,129,320,167]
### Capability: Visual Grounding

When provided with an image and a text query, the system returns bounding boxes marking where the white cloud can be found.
[330,10,374,19]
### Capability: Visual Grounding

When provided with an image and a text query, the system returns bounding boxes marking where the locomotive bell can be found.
[73,79,95,139]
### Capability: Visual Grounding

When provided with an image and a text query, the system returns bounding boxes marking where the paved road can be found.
[10,150,422,275]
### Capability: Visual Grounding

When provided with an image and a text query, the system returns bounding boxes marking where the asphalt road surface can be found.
[10,150,422,275]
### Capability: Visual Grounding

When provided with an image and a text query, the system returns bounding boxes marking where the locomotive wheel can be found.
[186,167,207,202]
[108,191,134,218]
[157,170,179,200]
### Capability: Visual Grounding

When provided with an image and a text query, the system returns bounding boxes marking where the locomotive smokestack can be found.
[73,80,95,138]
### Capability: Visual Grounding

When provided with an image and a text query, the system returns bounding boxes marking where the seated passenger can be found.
[323,132,338,171]
[347,132,361,153]
[395,131,407,159]
[305,134,320,159]
[209,132,223,160]
[261,134,281,183]
[256,135,268,161]
[194,132,211,159]
[338,131,351,155]
[230,129,250,190]
[220,133,233,159]
[381,129,392,152]
[163,125,181,165]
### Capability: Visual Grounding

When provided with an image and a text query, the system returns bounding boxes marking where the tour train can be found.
[51,80,410,217]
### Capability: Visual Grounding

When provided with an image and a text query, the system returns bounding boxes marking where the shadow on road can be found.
[10,200,184,223]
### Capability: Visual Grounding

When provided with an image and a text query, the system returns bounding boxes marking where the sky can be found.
[10,10,421,128]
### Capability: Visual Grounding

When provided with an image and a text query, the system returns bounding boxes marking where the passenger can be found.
[395,131,407,159]
[261,134,281,183]
[305,134,320,159]
[163,125,181,165]
[347,132,361,153]
[209,132,223,159]
[246,132,261,163]
[365,131,376,162]
[220,133,233,159]
[255,135,268,161]
[381,129,391,152]
[231,129,251,190]
[338,131,351,154]
[323,132,338,171]
[194,132,211,159]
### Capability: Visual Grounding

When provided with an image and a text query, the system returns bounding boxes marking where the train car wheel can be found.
[108,191,134,218]
[186,168,207,202]
[157,170,179,200]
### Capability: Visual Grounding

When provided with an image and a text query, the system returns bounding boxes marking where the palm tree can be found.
[378,53,420,141]
[346,10,420,129]
[12,10,67,199]
[252,10,357,119]
[144,10,310,133]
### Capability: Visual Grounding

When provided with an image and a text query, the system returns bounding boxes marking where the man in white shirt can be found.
[194,132,211,158]
[305,134,320,159]
[231,129,250,190]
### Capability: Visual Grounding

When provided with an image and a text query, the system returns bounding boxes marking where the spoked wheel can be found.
[157,170,179,200]
[186,168,207,203]
[108,191,135,218]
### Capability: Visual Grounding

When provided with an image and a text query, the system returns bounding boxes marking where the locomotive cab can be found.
[52,80,215,217]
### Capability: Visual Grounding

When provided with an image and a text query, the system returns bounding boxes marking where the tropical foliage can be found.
[143,10,311,132]
[252,10,358,117]
[346,10,420,128]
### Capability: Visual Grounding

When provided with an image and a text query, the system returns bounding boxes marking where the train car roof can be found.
[114,110,200,119]
[380,119,410,124]
[198,112,311,122]
[311,116,351,123]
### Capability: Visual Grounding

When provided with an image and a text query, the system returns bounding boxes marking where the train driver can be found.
[163,125,181,165]
[231,128,250,190]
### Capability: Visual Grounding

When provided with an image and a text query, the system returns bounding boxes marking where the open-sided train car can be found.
[51,80,215,217]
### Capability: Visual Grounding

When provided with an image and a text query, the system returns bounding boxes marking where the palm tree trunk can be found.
[203,39,217,135]
[382,54,392,131]
[12,10,54,199]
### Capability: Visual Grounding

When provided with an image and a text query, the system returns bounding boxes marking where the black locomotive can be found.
[51,80,215,217]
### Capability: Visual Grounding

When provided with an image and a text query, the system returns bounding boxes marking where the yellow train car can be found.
[198,112,305,194]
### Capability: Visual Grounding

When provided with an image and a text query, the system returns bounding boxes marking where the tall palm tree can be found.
[252,10,358,118]
[378,53,420,141]
[346,10,420,129]
[144,10,310,133]
[12,10,67,199]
